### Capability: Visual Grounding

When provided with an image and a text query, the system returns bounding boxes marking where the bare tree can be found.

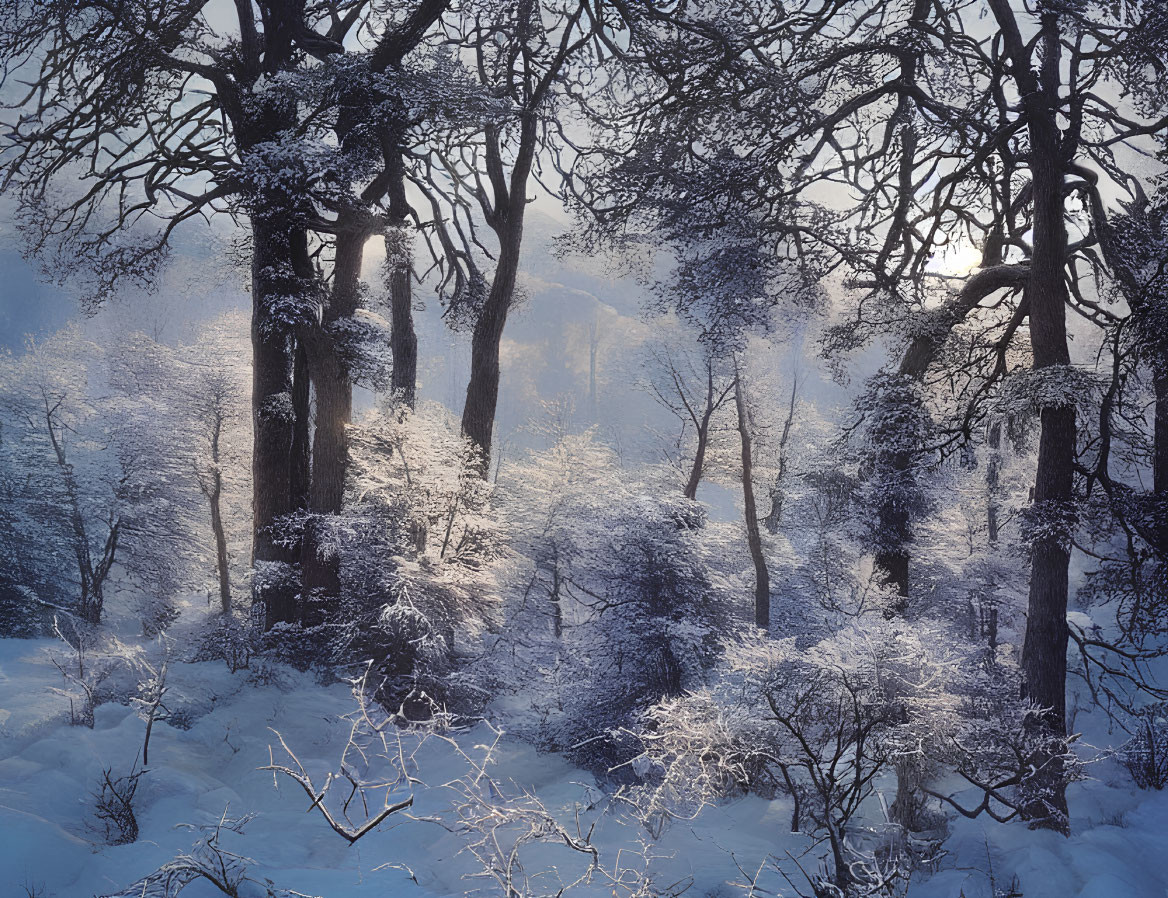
[407,0,604,475]
[645,342,735,501]
[192,372,237,615]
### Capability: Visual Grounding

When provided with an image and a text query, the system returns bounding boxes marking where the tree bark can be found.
[209,475,231,615]
[251,214,311,629]
[295,0,446,617]
[1155,370,1168,555]
[683,415,712,502]
[388,232,418,406]
[204,413,231,614]
[300,223,362,620]
[290,339,311,512]
[734,367,770,630]
[681,361,729,501]
[987,421,1003,545]
[988,2,1074,832]
[462,220,525,472]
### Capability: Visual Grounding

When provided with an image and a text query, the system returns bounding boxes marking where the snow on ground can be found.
[1,629,1167,898]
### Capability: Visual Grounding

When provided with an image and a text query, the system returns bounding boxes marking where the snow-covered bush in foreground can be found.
[628,630,910,895]
[99,810,317,898]
[621,607,1066,896]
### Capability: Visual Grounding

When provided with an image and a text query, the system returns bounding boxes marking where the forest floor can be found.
[1,605,1166,898]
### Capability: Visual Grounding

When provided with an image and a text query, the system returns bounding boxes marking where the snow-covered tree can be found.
[476,430,746,771]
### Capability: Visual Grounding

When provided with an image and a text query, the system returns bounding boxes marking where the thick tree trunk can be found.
[294,0,446,618]
[290,340,311,511]
[462,223,524,473]
[874,496,912,604]
[734,370,770,630]
[251,215,309,629]
[1012,9,1074,834]
[300,225,363,620]
[1155,370,1168,555]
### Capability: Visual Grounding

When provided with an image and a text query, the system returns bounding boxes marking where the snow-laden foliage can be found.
[285,399,505,710]
[477,432,745,772]
[848,373,937,566]
[0,317,252,636]
[626,624,921,894]
[993,365,1104,418]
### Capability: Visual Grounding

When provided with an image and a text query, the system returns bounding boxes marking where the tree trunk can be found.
[683,362,725,501]
[290,339,311,512]
[388,232,418,407]
[1009,7,1074,834]
[875,498,912,604]
[462,222,524,473]
[251,215,308,629]
[682,417,711,501]
[208,472,231,614]
[763,375,798,533]
[987,421,1002,545]
[384,121,418,407]
[1154,370,1168,555]
[300,224,363,621]
[734,368,770,630]
[306,352,352,519]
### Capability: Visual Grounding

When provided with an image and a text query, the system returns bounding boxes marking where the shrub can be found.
[93,766,142,845]
[1120,705,1168,790]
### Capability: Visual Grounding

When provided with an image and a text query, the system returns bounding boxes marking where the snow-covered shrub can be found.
[286,400,504,709]
[629,629,909,894]
[48,616,114,727]
[1120,705,1168,790]
[192,611,255,673]
[924,662,1084,833]
[623,690,760,838]
[92,765,142,845]
[260,621,321,672]
[481,434,740,773]
[98,810,312,898]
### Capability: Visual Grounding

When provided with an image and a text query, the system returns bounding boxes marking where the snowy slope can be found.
[1,631,1166,898]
